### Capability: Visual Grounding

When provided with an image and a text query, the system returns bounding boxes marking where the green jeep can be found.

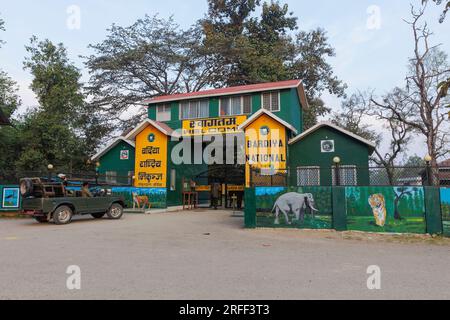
[20,178,126,225]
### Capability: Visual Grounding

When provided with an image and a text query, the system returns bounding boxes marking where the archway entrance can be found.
[193,164,245,209]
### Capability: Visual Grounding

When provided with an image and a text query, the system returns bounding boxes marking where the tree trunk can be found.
[394,196,402,220]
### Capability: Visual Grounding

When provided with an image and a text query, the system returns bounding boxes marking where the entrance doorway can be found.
[193,165,245,209]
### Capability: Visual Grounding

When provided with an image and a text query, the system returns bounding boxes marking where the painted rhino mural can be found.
[272,192,319,225]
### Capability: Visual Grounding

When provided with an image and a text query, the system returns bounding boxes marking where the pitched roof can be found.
[91,137,135,161]
[238,109,298,134]
[124,119,179,140]
[288,122,377,151]
[144,79,309,109]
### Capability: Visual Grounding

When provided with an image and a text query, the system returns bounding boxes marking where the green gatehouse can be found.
[92,79,376,208]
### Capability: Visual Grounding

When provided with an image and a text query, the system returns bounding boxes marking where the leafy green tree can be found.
[16,37,108,173]
[0,15,22,181]
[202,0,346,128]
[85,15,217,130]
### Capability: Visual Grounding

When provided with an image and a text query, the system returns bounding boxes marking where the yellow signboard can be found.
[134,124,167,188]
[227,185,244,192]
[195,185,211,192]
[182,116,247,136]
[244,114,287,186]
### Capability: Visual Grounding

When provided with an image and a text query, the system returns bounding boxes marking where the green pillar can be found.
[332,186,347,231]
[244,187,256,229]
[424,187,443,235]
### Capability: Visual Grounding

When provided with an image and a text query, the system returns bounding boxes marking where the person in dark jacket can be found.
[211,182,221,210]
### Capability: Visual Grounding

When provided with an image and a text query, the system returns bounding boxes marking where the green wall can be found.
[148,88,304,133]
[165,140,208,207]
[97,140,135,184]
[288,126,372,186]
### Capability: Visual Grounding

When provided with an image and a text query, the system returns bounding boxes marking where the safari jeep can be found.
[20,178,126,225]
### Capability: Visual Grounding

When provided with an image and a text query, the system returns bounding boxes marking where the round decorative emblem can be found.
[260,126,270,136]
[148,133,156,143]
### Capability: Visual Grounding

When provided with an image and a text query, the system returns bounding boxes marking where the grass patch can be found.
[256,212,332,229]
[347,216,426,234]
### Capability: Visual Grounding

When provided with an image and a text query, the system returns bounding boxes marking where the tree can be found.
[331,91,412,185]
[371,6,450,173]
[0,15,4,47]
[85,15,218,129]
[423,0,450,22]
[202,0,346,129]
[18,37,107,173]
[331,92,381,144]
[0,15,22,181]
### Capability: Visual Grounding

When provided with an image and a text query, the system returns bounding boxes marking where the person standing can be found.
[211,182,220,210]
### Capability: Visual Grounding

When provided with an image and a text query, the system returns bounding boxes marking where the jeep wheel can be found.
[34,216,48,223]
[91,212,105,219]
[107,203,123,220]
[53,206,73,225]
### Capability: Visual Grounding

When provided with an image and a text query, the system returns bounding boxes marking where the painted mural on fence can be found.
[441,188,450,236]
[345,186,426,234]
[111,187,167,209]
[66,186,167,209]
[255,186,332,229]
[0,186,20,211]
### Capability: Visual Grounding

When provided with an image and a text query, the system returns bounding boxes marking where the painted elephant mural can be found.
[272,192,319,225]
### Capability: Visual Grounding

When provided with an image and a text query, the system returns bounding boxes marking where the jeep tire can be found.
[107,203,124,220]
[53,205,73,225]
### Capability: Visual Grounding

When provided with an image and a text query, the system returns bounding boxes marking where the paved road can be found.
[0,211,449,300]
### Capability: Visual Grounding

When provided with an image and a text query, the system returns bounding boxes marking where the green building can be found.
[92,137,135,185]
[93,80,375,208]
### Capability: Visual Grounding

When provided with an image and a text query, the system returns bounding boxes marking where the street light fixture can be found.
[333,157,341,186]
[95,162,101,185]
[424,155,433,186]
[47,164,54,182]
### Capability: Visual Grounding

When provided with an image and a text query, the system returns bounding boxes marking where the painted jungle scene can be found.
[346,186,426,234]
[255,186,332,229]
[441,188,450,236]
[111,187,167,209]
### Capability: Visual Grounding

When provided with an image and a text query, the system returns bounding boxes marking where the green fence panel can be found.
[332,187,347,231]
[424,187,443,235]
[244,187,256,228]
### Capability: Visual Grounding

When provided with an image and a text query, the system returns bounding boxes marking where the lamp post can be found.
[95,162,100,185]
[424,154,433,186]
[47,164,54,182]
[333,157,341,186]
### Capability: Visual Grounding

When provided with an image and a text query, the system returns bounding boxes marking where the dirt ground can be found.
[0,210,449,300]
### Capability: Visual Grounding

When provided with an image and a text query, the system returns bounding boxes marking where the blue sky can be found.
[0,0,448,156]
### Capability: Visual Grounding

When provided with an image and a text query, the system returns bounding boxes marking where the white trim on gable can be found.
[288,121,376,149]
[91,137,135,161]
[124,119,180,141]
[238,109,298,134]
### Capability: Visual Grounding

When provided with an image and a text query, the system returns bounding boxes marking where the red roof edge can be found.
[143,79,303,104]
